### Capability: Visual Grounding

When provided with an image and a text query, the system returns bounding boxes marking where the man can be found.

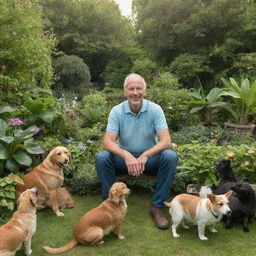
[95,73,178,229]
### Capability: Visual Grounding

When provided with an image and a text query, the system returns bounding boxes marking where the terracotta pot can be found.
[224,122,256,135]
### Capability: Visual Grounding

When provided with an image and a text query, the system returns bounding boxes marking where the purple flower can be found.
[8,118,23,126]
[34,127,41,133]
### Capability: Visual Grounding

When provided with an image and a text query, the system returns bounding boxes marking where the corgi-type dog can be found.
[164,192,232,240]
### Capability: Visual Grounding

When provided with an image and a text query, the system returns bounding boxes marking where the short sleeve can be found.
[106,108,119,133]
[154,106,168,131]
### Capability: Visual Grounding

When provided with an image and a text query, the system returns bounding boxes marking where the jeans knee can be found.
[160,149,178,166]
[95,150,111,165]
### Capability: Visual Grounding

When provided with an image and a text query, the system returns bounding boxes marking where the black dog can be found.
[225,182,256,232]
[214,158,238,194]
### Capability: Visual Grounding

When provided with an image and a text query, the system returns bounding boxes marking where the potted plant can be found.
[220,77,256,133]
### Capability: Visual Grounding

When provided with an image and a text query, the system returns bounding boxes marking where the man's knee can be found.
[160,149,178,165]
[95,150,111,164]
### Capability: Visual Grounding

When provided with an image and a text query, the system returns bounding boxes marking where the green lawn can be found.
[17,187,256,256]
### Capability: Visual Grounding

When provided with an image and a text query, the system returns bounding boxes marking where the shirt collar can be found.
[124,99,148,114]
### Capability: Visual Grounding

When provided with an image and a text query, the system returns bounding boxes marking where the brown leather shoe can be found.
[150,204,169,229]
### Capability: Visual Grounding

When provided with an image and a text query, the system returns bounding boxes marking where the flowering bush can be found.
[0,117,44,175]
[176,142,256,185]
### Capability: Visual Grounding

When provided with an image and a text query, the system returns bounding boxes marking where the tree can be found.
[42,0,135,83]
[0,0,55,104]
[134,0,256,89]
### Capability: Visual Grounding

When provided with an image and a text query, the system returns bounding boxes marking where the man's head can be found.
[123,73,146,113]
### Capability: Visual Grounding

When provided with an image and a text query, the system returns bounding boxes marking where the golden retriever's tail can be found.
[164,201,172,207]
[43,239,78,254]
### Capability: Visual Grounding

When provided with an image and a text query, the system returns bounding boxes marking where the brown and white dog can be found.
[43,182,130,254]
[16,146,71,216]
[0,187,38,256]
[164,192,232,240]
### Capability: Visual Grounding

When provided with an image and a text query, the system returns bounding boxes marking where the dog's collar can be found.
[211,210,219,219]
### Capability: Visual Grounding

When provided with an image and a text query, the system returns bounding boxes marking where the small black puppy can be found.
[225,182,256,232]
[214,158,238,194]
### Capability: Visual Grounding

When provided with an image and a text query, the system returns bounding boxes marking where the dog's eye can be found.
[218,203,223,206]
[57,152,61,155]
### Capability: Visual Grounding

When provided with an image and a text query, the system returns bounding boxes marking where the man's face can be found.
[124,76,146,110]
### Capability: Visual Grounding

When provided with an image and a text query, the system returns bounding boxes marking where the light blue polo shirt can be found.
[106,99,168,154]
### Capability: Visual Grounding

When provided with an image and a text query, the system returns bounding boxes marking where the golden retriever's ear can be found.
[29,192,37,207]
[48,150,56,165]
[109,189,120,205]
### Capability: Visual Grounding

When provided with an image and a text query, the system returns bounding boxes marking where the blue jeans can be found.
[95,149,178,208]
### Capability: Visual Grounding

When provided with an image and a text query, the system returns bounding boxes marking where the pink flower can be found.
[8,118,23,126]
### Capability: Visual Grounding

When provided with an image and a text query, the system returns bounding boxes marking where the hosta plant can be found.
[0,117,44,175]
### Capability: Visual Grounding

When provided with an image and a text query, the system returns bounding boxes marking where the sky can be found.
[114,0,132,17]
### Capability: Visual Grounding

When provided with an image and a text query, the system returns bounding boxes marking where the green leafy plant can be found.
[0,173,23,224]
[176,142,256,185]
[220,77,256,124]
[0,118,44,175]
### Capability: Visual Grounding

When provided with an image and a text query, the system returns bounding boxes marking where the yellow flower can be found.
[241,161,250,167]
[247,149,254,155]
[171,143,177,148]
[227,152,235,158]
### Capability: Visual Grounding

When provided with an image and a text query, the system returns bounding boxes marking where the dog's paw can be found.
[199,236,208,241]
[173,233,180,238]
[210,228,217,233]
[25,249,32,255]
[118,234,125,239]
[243,227,249,232]
[56,211,65,217]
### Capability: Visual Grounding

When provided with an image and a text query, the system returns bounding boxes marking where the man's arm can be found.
[103,131,142,176]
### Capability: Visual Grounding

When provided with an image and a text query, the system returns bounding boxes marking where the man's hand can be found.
[124,153,141,176]
[136,153,148,175]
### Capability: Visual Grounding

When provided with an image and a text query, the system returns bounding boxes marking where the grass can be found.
[17,187,256,256]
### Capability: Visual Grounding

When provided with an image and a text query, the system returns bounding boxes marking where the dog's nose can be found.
[227,210,232,216]
[64,159,69,164]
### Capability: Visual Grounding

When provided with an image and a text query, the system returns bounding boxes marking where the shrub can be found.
[147,87,200,131]
[152,72,180,90]
[176,142,256,185]
[0,174,23,224]
[172,125,211,145]
[102,58,132,88]
[53,55,91,96]
[131,57,157,85]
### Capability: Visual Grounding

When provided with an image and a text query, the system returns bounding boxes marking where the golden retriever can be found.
[16,146,71,216]
[43,182,130,254]
[42,187,75,210]
[0,187,38,256]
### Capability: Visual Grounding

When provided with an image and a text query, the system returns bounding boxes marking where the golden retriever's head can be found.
[109,182,130,205]
[47,146,71,169]
[17,187,38,211]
